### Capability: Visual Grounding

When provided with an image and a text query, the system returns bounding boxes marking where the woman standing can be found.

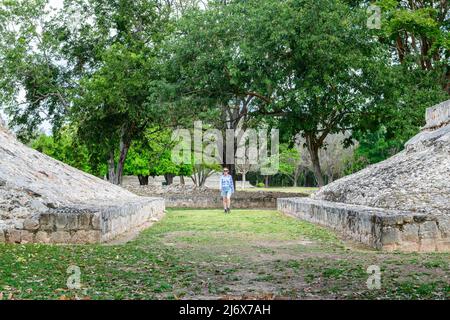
[220,167,234,213]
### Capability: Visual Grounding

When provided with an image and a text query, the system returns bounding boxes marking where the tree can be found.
[376,0,449,92]
[0,0,180,185]
[31,126,97,175]
[278,144,302,187]
[165,1,281,182]
[267,0,391,186]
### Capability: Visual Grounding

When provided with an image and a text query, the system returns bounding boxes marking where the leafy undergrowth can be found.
[0,209,448,300]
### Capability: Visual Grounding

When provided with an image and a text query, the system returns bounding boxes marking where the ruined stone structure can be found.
[123,183,308,209]
[0,122,165,244]
[278,100,450,252]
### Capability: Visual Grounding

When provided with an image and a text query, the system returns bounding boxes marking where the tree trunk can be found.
[164,174,174,185]
[107,151,116,184]
[137,175,149,185]
[115,136,130,185]
[306,134,325,187]
[264,175,269,188]
[180,175,185,186]
[241,171,246,189]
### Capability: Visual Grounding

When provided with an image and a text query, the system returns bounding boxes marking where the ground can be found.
[0,209,448,300]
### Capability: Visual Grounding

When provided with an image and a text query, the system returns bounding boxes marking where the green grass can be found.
[0,209,448,300]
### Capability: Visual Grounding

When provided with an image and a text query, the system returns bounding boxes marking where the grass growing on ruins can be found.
[0,209,449,300]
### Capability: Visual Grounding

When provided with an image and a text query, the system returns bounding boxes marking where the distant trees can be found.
[31,127,100,175]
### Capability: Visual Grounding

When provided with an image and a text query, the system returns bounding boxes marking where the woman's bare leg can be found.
[223,197,228,210]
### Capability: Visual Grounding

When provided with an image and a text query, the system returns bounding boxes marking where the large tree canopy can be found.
[0,0,447,188]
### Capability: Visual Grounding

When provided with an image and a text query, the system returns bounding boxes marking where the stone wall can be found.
[0,198,165,244]
[424,100,450,129]
[124,184,306,209]
[164,192,301,209]
[278,198,450,252]
[0,123,166,244]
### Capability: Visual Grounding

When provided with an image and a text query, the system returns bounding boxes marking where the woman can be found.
[220,167,234,213]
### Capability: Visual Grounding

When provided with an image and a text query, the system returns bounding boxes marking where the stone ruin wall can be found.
[278,100,450,252]
[0,121,165,244]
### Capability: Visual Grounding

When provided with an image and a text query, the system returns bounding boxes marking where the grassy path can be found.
[0,209,449,300]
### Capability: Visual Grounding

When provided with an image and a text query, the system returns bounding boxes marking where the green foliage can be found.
[256,182,265,188]
[278,144,301,176]
[31,127,97,175]
[1,0,448,187]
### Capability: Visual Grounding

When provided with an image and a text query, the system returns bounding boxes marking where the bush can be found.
[256,182,265,188]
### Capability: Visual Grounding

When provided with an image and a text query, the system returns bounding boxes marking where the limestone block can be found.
[71,230,88,244]
[397,241,419,252]
[6,229,22,243]
[50,231,71,243]
[419,239,437,252]
[91,214,101,230]
[39,213,55,231]
[437,216,450,237]
[378,227,401,246]
[21,230,34,243]
[401,223,419,242]
[66,214,78,230]
[55,214,68,229]
[23,218,40,231]
[86,230,101,243]
[35,231,50,243]
[78,212,92,230]
[436,239,450,251]
[0,229,5,243]
[419,221,439,239]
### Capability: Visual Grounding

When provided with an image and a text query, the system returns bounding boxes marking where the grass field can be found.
[0,209,448,300]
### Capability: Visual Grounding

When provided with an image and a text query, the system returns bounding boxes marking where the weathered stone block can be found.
[66,214,78,230]
[86,230,101,243]
[55,214,68,229]
[35,231,50,243]
[397,241,419,252]
[381,227,401,245]
[436,239,450,251]
[0,229,5,243]
[71,230,88,244]
[401,223,419,242]
[78,212,91,230]
[419,239,437,252]
[23,218,40,231]
[419,221,439,239]
[91,214,101,230]
[437,216,450,237]
[14,220,24,230]
[39,213,55,231]
[50,231,71,243]
[6,229,21,243]
[21,230,34,243]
